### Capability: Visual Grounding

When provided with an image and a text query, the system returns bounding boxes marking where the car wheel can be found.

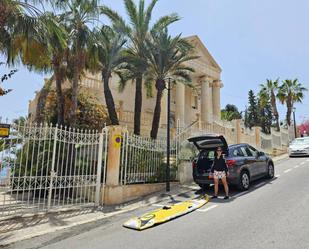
[266,163,275,179]
[238,171,250,191]
[199,184,210,190]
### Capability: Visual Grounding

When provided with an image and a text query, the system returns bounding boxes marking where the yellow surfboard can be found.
[123,195,209,230]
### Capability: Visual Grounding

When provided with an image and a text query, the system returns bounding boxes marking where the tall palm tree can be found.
[0,0,43,63]
[260,79,280,131]
[277,79,308,126]
[89,26,127,125]
[1,1,68,125]
[12,12,68,125]
[101,0,180,135]
[145,30,197,139]
[60,0,100,126]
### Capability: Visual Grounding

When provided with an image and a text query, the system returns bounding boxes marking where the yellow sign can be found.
[0,124,10,138]
[114,134,122,148]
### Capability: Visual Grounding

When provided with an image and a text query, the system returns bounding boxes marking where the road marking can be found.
[275,174,280,178]
[307,159,309,162]
[152,204,165,207]
[284,169,292,173]
[232,191,248,198]
[294,165,299,169]
[300,162,306,165]
[254,182,266,188]
[197,204,218,212]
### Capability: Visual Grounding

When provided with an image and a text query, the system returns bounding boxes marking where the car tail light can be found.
[226,159,236,167]
[192,161,197,169]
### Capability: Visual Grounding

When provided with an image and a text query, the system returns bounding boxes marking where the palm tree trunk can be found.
[286,94,293,126]
[70,62,79,126]
[286,104,292,127]
[151,80,165,139]
[271,91,280,131]
[134,75,143,135]
[54,68,65,126]
[103,73,119,125]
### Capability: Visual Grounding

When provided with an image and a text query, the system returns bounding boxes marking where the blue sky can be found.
[1,0,308,123]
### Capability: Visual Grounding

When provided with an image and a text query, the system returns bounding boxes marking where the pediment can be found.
[185,35,222,72]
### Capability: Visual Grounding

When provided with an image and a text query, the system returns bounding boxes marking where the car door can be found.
[248,145,267,175]
[239,145,258,177]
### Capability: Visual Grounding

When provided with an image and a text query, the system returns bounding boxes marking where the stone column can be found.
[212,80,223,120]
[200,77,213,124]
[175,83,185,128]
[184,86,192,126]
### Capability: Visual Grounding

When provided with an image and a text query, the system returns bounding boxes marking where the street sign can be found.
[0,124,10,138]
[113,134,122,148]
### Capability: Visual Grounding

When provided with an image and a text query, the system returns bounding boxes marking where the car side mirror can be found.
[258,151,265,157]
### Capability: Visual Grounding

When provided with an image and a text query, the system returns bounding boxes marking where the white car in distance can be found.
[288,137,309,157]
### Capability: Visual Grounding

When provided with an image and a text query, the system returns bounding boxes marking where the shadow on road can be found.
[194,176,279,203]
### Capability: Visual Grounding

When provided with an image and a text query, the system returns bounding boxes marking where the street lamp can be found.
[292,107,297,138]
[165,76,174,192]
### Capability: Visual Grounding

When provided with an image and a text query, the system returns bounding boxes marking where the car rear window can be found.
[199,150,215,160]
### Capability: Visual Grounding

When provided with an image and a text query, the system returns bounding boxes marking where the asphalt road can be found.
[5,156,309,249]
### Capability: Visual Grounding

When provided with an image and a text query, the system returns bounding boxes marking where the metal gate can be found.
[0,122,108,218]
[120,131,178,185]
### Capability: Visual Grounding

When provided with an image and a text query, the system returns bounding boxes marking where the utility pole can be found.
[165,77,173,192]
[293,107,297,138]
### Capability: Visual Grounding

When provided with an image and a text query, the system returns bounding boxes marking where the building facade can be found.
[28,35,223,136]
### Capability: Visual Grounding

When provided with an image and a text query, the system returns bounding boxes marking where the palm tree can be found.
[89,26,127,125]
[277,79,308,126]
[1,1,68,124]
[101,0,180,135]
[260,79,280,131]
[145,30,197,139]
[11,12,68,125]
[60,0,100,126]
[0,0,42,63]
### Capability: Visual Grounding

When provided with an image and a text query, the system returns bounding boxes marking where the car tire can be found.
[266,163,275,179]
[238,171,250,191]
[199,184,210,190]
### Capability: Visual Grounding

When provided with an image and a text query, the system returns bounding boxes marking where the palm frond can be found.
[151,14,181,33]
[124,0,139,28]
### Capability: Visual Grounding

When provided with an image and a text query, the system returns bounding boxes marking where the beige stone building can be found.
[28,35,223,136]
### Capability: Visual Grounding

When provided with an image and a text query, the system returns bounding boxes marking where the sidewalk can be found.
[0,153,288,246]
[272,153,288,162]
[0,183,198,246]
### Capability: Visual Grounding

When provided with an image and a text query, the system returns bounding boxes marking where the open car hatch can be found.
[187,134,228,153]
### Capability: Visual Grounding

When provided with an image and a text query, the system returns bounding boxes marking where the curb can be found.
[272,153,288,163]
[0,185,198,246]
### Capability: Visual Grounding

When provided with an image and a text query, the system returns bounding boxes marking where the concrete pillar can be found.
[105,126,123,186]
[212,80,223,121]
[175,83,185,128]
